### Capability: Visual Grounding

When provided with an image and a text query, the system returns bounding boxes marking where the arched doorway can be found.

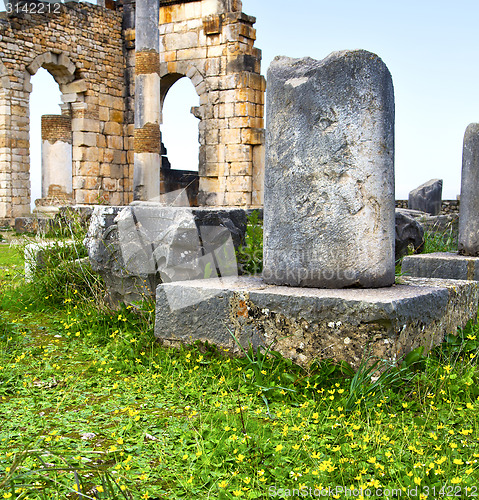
[160,74,200,205]
[29,68,63,209]
[161,76,199,171]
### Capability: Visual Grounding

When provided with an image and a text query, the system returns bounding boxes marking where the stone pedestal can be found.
[263,50,395,288]
[155,276,479,369]
[402,252,479,281]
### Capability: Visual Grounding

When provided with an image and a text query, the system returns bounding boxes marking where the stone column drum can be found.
[458,123,479,256]
[133,0,161,201]
[263,50,395,288]
[41,115,72,198]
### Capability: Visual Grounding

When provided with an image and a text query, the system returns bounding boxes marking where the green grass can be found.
[422,222,458,254]
[1,234,479,499]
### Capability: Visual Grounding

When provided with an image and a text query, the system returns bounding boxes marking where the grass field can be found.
[0,225,478,499]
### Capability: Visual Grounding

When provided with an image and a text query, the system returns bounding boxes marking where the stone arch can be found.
[0,2,129,222]
[23,53,81,211]
[160,65,206,110]
[0,60,11,90]
[25,51,76,86]
[7,51,90,216]
[159,70,203,204]
[159,0,266,206]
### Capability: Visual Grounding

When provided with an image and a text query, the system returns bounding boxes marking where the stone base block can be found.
[85,204,262,306]
[402,252,479,281]
[155,276,479,369]
[14,217,56,234]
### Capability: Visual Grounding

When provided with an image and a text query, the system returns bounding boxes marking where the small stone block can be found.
[402,252,479,281]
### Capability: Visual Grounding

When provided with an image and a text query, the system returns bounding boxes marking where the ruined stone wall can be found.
[160,0,265,207]
[41,114,71,144]
[395,200,460,215]
[0,3,132,221]
[0,0,267,223]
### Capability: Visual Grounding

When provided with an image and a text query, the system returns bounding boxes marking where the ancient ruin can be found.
[402,123,479,280]
[3,0,476,368]
[0,0,265,225]
[155,51,479,368]
[159,0,265,206]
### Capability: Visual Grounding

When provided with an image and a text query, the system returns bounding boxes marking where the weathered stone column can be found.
[41,115,72,199]
[458,123,479,256]
[263,50,395,288]
[133,0,161,201]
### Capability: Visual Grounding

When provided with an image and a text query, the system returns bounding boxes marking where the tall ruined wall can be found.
[0,3,133,221]
[160,0,265,207]
[0,0,266,223]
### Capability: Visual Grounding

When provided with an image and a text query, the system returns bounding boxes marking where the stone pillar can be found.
[408,179,443,215]
[133,0,161,201]
[458,123,479,256]
[41,115,73,199]
[263,50,395,288]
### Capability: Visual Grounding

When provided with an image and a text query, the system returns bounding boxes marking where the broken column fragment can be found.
[263,50,396,288]
[458,123,479,256]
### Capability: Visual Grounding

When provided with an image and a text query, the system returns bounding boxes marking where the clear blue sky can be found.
[164,0,479,199]
[3,0,478,203]
[243,0,479,199]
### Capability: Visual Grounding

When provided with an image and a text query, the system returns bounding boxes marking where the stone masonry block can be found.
[220,128,242,144]
[227,161,252,176]
[226,175,252,192]
[72,132,97,148]
[241,128,264,145]
[155,276,479,370]
[103,122,122,136]
[225,144,252,163]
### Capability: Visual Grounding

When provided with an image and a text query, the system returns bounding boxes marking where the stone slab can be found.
[85,204,259,306]
[408,179,443,216]
[155,276,479,369]
[402,252,479,281]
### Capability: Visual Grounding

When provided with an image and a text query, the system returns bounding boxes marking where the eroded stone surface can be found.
[85,204,250,305]
[395,208,424,260]
[155,276,479,369]
[263,50,395,288]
